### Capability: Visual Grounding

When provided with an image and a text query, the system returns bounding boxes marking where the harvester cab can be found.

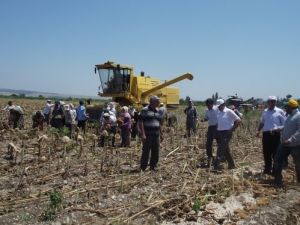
[94,60,193,109]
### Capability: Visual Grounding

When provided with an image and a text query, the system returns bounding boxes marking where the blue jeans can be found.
[274,144,300,186]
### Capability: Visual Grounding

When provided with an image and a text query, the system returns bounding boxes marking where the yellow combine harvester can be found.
[94,60,193,108]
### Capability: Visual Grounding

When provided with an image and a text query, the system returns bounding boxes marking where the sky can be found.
[0,0,299,101]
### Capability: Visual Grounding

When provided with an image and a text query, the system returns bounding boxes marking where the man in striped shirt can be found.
[139,96,163,171]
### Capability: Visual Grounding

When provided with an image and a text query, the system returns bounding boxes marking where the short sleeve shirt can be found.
[217,107,240,131]
[204,106,218,126]
[140,106,162,136]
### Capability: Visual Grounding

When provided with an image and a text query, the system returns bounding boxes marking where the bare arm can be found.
[231,119,241,132]
[139,120,146,140]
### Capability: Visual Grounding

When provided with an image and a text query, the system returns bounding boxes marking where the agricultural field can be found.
[0,98,299,225]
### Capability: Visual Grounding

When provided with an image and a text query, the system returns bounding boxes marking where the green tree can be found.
[19,93,26,98]
[215,92,219,100]
[185,96,190,103]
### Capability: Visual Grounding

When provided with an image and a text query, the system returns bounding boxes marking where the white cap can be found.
[122,106,128,112]
[64,105,70,110]
[103,113,110,117]
[268,96,277,101]
[216,99,225,106]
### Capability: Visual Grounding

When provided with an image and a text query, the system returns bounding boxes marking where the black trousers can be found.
[262,131,281,172]
[121,128,131,147]
[77,120,86,133]
[186,122,196,137]
[273,144,300,186]
[214,130,235,168]
[140,135,160,170]
[206,125,217,158]
[44,113,50,125]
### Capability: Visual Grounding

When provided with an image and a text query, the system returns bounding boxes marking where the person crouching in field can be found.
[273,99,300,187]
[99,112,114,147]
[32,111,45,130]
[42,100,53,125]
[2,101,15,125]
[120,106,131,147]
[50,101,65,129]
[9,105,25,129]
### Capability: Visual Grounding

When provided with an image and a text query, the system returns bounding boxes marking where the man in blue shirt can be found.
[273,99,300,187]
[256,96,286,175]
[76,100,88,133]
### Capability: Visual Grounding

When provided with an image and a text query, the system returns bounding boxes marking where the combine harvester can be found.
[88,60,193,122]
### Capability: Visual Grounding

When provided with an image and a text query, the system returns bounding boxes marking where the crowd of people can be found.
[200,96,300,188]
[1,95,300,188]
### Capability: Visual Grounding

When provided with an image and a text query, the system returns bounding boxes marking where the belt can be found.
[263,130,280,135]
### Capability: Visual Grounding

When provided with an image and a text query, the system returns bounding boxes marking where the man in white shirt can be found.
[214,99,241,170]
[2,101,15,125]
[9,105,25,129]
[42,100,53,125]
[2,101,15,112]
[64,104,77,137]
[256,96,286,175]
[201,98,218,165]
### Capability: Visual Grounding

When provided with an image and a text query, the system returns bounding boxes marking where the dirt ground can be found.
[0,98,299,225]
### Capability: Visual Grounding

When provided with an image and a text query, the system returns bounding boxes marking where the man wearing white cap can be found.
[214,99,241,170]
[256,96,286,175]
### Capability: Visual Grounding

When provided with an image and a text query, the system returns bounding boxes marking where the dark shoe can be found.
[274,182,285,189]
[213,165,224,171]
[263,169,272,175]
[150,165,157,170]
[228,165,236,170]
[3,155,13,160]
[220,156,226,163]
[197,161,210,168]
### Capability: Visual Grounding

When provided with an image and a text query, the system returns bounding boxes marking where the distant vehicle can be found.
[226,95,244,107]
